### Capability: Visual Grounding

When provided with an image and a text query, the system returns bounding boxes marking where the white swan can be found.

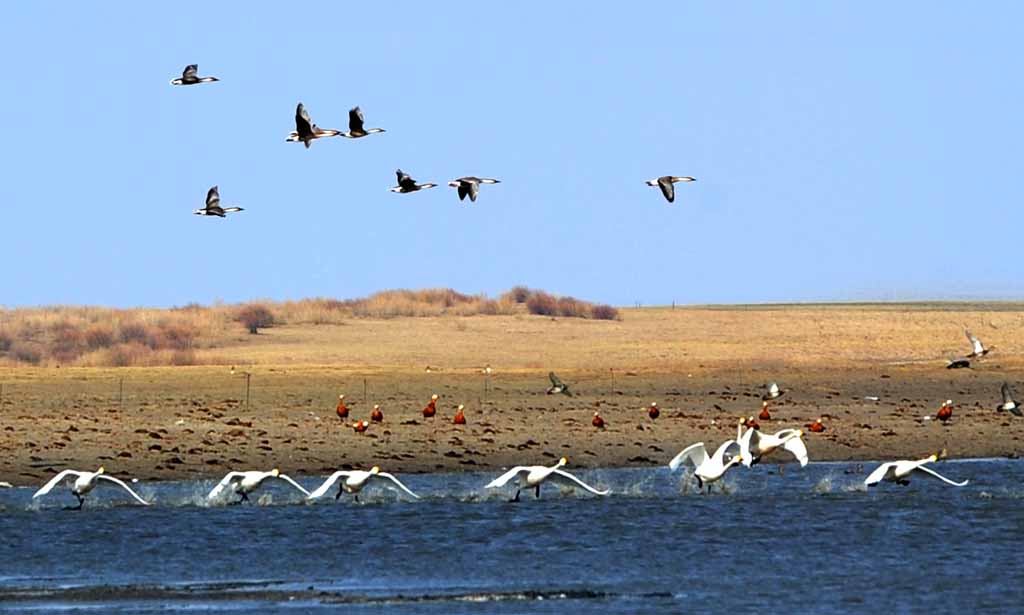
[738,426,808,467]
[307,467,419,502]
[33,467,150,509]
[207,469,309,503]
[668,440,742,493]
[485,457,609,501]
[864,454,968,487]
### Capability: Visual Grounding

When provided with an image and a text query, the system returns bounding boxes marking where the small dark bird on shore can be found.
[946,358,971,369]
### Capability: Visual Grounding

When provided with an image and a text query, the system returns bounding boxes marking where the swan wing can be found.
[737,429,756,466]
[780,433,809,467]
[207,472,244,499]
[307,471,351,499]
[33,470,82,498]
[376,472,421,499]
[549,469,609,495]
[668,442,708,471]
[864,462,897,486]
[96,475,150,505]
[914,464,969,487]
[274,473,311,496]
[486,467,529,488]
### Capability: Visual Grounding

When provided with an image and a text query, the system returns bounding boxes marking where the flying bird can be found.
[32,467,150,509]
[286,103,341,148]
[998,383,1022,416]
[737,427,808,467]
[340,106,385,139]
[485,457,609,501]
[447,177,500,202]
[645,175,695,203]
[390,169,437,193]
[193,186,243,217]
[864,453,968,487]
[207,469,309,504]
[170,64,219,86]
[964,329,993,359]
[668,440,743,493]
[307,467,419,502]
[547,372,572,396]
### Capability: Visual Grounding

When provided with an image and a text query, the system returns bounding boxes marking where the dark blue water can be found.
[2,460,1022,613]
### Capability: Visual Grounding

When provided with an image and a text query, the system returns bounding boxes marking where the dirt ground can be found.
[2,304,1023,485]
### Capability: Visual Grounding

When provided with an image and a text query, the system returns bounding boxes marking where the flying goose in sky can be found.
[286,103,341,148]
[447,177,500,202]
[485,457,609,501]
[547,372,572,396]
[193,186,243,217]
[390,169,437,193]
[645,175,695,203]
[170,64,219,86]
[864,453,968,487]
[998,383,1022,416]
[340,106,385,138]
[33,467,150,509]
[964,329,993,359]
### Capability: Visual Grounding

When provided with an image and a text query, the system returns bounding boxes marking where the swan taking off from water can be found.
[307,467,419,502]
[207,469,309,504]
[864,454,968,487]
[737,426,808,467]
[668,440,743,493]
[485,457,609,501]
[33,467,150,509]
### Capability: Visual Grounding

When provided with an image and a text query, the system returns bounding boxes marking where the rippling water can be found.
[2,459,1022,613]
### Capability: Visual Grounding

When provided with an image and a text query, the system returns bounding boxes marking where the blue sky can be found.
[1,2,1022,307]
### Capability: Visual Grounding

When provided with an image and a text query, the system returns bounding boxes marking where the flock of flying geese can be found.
[175,63,692,218]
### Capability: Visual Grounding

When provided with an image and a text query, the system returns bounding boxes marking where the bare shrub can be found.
[84,324,115,350]
[0,329,11,352]
[237,304,275,334]
[50,321,85,362]
[557,296,589,318]
[169,349,196,366]
[527,291,559,316]
[502,286,532,303]
[156,322,195,350]
[591,304,621,320]
[120,322,155,347]
[10,341,43,364]
[105,342,149,367]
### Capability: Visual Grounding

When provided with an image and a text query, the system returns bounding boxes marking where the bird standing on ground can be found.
[336,395,349,420]
[648,402,660,420]
[286,103,341,148]
[33,467,150,509]
[339,106,385,139]
[485,457,609,501]
[390,169,437,193]
[807,417,826,433]
[352,420,369,434]
[453,404,467,425]
[423,394,438,418]
[207,469,309,504]
[762,382,785,400]
[547,372,572,396]
[759,401,771,421]
[864,453,968,487]
[645,175,695,203]
[592,411,606,429]
[170,64,218,86]
[307,467,419,502]
[448,177,500,202]
[193,186,243,217]
[936,400,953,423]
[371,404,384,422]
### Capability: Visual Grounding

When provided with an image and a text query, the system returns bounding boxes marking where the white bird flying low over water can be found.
[33,467,150,509]
[207,469,309,504]
[307,467,420,502]
[668,440,743,493]
[645,175,695,203]
[864,454,968,488]
[485,457,609,501]
[737,425,808,467]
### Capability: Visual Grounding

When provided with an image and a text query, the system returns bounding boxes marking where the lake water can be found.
[1,459,1022,613]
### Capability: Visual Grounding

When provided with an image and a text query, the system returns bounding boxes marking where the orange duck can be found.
[758,401,771,421]
[423,394,438,418]
[352,420,369,434]
[936,399,953,423]
[336,395,349,420]
[453,404,467,425]
[744,416,760,431]
[807,417,825,433]
[648,402,660,420]
[592,411,606,429]
[371,404,384,423]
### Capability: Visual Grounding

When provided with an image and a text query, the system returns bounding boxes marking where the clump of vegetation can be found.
[591,304,621,321]
[237,304,275,334]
